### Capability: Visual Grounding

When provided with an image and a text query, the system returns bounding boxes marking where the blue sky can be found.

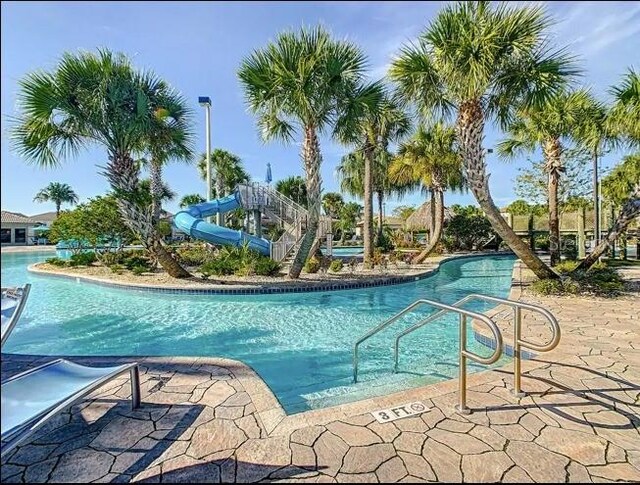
[2,1,639,216]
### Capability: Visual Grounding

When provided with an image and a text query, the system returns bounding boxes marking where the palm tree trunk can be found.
[363,144,375,267]
[429,189,435,236]
[457,99,558,280]
[548,169,560,266]
[150,158,163,227]
[576,186,640,271]
[289,126,322,278]
[377,190,384,241]
[413,188,444,263]
[544,139,562,266]
[106,153,191,278]
[56,202,61,218]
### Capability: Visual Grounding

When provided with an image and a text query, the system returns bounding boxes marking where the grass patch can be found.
[531,261,624,297]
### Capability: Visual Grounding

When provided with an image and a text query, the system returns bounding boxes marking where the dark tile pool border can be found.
[27,251,516,295]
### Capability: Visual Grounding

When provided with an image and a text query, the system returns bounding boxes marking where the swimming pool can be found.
[323,246,364,257]
[1,251,515,413]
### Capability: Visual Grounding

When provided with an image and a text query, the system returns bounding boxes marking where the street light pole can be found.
[199,96,213,223]
[593,150,600,257]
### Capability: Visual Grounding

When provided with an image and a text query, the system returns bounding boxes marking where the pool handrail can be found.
[393,293,560,397]
[353,298,503,414]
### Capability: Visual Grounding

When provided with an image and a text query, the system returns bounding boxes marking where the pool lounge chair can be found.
[1,359,141,456]
[1,284,31,348]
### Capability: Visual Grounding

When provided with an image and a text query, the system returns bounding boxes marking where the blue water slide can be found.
[173,191,271,256]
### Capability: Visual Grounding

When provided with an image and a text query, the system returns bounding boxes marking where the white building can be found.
[1,211,42,245]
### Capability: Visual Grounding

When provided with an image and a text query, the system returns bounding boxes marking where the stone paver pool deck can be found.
[1,267,638,483]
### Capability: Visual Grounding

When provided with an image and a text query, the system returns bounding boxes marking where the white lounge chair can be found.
[1,359,141,456]
[1,284,31,348]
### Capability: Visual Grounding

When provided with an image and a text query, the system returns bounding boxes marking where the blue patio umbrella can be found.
[265,162,272,184]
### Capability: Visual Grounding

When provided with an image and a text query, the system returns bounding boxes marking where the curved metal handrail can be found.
[353,299,503,376]
[393,293,560,397]
[353,297,503,414]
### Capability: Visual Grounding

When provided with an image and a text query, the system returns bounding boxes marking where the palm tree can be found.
[577,154,639,270]
[389,123,464,263]
[338,202,363,244]
[179,193,206,209]
[497,89,592,266]
[11,49,190,277]
[275,176,308,207]
[33,182,79,217]
[239,26,369,278]
[607,68,640,146]
[570,94,612,251]
[390,1,579,280]
[335,86,410,264]
[137,178,176,211]
[145,99,194,226]
[197,149,250,199]
[322,192,344,219]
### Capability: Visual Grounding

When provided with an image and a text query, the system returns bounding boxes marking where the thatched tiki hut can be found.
[405,199,454,234]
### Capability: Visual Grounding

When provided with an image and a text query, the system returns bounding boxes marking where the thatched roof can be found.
[405,200,454,231]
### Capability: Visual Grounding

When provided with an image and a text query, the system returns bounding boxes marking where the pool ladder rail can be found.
[353,294,560,414]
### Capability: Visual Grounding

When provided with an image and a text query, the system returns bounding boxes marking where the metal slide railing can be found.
[392,294,560,397]
[353,298,504,414]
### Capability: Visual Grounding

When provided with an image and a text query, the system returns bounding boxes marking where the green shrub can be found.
[534,234,550,251]
[347,258,358,273]
[176,244,213,266]
[122,251,152,271]
[304,256,320,273]
[200,258,237,276]
[46,257,70,267]
[131,265,147,276]
[554,260,579,274]
[69,252,97,267]
[531,263,623,297]
[375,232,394,252]
[109,264,126,274]
[329,259,343,272]
[99,251,126,267]
[253,258,281,276]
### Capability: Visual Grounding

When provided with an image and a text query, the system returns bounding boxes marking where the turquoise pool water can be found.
[323,246,364,257]
[1,251,515,413]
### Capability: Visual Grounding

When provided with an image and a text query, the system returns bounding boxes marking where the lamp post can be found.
[198,96,213,223]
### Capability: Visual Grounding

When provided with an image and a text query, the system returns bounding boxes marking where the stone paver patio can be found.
[1,265,638,483]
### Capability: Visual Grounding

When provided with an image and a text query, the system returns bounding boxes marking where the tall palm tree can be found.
[389,123,464,263]
[275,176,308,207]
[137,178,176,211]
[239,26,369,278]
[607,68,640,147]
[338,202,362,244]
[197,149,249,199]
[33,182,79,217]
[497,89,592,266]
[390,1,579,280]
[145,99,194,226]
[577,154,640,270]
[571,94,613,251]
[576,70,640,271]
[11,49,190,277]
[322,192,344,219]
[335,85,410,264]
[179,193,206,209]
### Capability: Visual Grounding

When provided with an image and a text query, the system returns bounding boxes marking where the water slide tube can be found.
[173,191,271,256]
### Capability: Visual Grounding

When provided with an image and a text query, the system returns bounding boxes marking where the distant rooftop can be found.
[1,211,42,225]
